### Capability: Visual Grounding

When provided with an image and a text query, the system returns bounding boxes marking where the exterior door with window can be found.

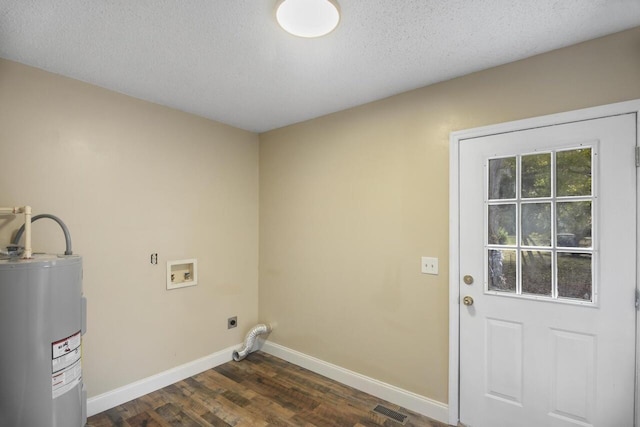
[459,114,637,427]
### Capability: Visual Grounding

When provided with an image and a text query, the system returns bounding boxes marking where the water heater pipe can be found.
[24,206,32,258]
[0,206,32,258]
[232,323,273,361]
[12,214,73,256]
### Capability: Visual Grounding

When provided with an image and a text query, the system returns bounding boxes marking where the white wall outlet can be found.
[421,256,438,275]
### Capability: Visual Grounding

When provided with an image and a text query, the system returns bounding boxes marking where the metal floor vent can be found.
[372,404,409,425]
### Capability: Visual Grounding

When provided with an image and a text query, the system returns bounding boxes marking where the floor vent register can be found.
[372,404,409,425]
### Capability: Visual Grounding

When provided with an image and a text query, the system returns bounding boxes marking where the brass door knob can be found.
[463,295,474,306]
[463,275,474,285]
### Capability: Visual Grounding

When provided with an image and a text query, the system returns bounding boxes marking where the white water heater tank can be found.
[0,254,86,427]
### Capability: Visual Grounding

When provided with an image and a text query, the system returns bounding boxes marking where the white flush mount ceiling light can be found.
[276,0,340,38]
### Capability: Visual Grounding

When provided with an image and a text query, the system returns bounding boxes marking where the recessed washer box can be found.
[167,259,198,290]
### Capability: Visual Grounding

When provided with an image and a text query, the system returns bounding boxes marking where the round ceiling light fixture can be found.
[276,0,340,38]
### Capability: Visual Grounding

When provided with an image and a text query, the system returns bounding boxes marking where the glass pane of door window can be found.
[488,249,516,292]
[488,157,516,200]
[557,253,592,301]
[556,148,592,197]
[557,201,592,248]
[521,153,551,198]
[521,203,551,247]
[488,204,516,245]
[485,145,595,304]
[521,251,552,296]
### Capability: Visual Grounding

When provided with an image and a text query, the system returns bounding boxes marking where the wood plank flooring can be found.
[88,351,448,427]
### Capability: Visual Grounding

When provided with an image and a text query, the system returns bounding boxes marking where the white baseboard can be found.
[87,345,236,416]
[261,341,449,424]
[88,341,449,424]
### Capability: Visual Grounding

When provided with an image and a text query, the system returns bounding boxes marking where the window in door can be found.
[486,145,595,303]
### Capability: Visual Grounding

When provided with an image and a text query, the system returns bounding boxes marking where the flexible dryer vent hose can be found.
[232,324,272,361]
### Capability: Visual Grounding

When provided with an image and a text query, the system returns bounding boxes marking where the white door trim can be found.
[448,99,640,426]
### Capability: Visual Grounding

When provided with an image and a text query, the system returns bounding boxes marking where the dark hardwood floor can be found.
[88,351,448,427]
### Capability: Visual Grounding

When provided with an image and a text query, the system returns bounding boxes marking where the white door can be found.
[459,114,637,427]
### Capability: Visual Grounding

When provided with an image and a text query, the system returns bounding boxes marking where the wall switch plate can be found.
[421,257,438,275]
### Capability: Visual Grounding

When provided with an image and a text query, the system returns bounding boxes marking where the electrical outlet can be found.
[421,257,439,275]
[228,316,237,329]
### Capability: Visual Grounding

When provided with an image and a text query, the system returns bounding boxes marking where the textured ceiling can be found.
[1,1,639,132]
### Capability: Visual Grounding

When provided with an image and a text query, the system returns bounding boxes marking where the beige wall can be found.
[258,27,640,404]
[2,25,639,408]
[0,59,259,397]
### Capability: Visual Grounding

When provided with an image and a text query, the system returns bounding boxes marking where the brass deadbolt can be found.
[463,275,474,285]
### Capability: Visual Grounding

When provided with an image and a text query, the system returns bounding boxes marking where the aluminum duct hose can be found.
[232,324,272,361]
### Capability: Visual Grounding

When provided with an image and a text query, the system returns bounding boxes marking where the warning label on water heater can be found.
[52,331,82,399]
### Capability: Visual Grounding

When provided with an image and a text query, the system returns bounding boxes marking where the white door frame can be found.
[448,99,640,426]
